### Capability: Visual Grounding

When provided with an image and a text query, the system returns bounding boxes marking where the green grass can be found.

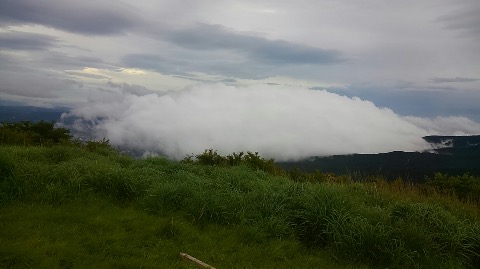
[0,197,366,269]
[1,145,479,268]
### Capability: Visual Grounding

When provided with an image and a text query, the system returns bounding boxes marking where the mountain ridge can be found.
[278,135,480,182]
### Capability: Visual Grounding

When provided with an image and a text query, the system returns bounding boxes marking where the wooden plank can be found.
[179,252,216,269]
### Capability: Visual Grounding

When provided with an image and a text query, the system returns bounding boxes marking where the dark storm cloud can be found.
[220,78,237,83]
[0,0,141,35]
[164,24,344,65]
[432,77,480,83]
[123,53,274,79]
[0,49,111,76]
[438,1,480,40]
[171,75,214,83]
[250,40,342,64]
[0,31,59,50]
[122,24,344,79]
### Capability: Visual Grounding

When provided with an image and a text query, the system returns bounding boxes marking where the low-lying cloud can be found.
[63,84,480,161]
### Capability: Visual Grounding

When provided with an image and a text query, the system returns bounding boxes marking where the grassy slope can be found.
[1,145,479,268]
[1,199,356,269]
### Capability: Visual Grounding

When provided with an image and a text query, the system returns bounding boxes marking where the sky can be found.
[1,0,480,160]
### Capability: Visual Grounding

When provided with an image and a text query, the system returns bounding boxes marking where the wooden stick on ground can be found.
[179,252,216,269]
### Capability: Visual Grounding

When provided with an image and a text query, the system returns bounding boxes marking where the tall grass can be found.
[1,145,480,268]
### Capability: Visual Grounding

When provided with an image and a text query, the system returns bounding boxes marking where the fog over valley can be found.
[61,84,480,161]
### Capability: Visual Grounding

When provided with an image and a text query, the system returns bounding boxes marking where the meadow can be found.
[1,122,479,268]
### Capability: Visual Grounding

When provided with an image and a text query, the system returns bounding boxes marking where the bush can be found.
[0,121,71,146]
[427,173,480,201]
[182,149,282,176]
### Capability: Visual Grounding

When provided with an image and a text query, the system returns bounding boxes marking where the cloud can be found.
[106,81,152,96]
[124,23,345,79]
[122,53,271,79]
[431,77,480,83]
[0,53,23,70]
[0,31,59,50]
[0,47,111,72]
[0,51,112,102]
[41,52,111,69]
[438,1,480,41]
[0,71,75,98]
[123,24,345,79]
[65,71,110,80]
[0,0,142,35]
[122,54,189,76]
[164,23,345,65]
[1,0,478,132]
[61,83,480,161]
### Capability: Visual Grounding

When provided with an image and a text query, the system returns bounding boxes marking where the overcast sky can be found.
[1,0,480,158]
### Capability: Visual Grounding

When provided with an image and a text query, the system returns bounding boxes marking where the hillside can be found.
[1,143,480,268]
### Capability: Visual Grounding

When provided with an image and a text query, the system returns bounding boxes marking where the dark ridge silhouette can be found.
[277,136,480,182]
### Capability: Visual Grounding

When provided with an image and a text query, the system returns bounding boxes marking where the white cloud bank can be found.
[63,84,480,161]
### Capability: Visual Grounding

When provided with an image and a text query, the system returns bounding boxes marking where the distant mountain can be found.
[0,106,69,123]
[277,136,480,182]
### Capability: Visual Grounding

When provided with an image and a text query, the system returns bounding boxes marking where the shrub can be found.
[0,121,71,146]
[427,173,480,201]
[182,149,282,176]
